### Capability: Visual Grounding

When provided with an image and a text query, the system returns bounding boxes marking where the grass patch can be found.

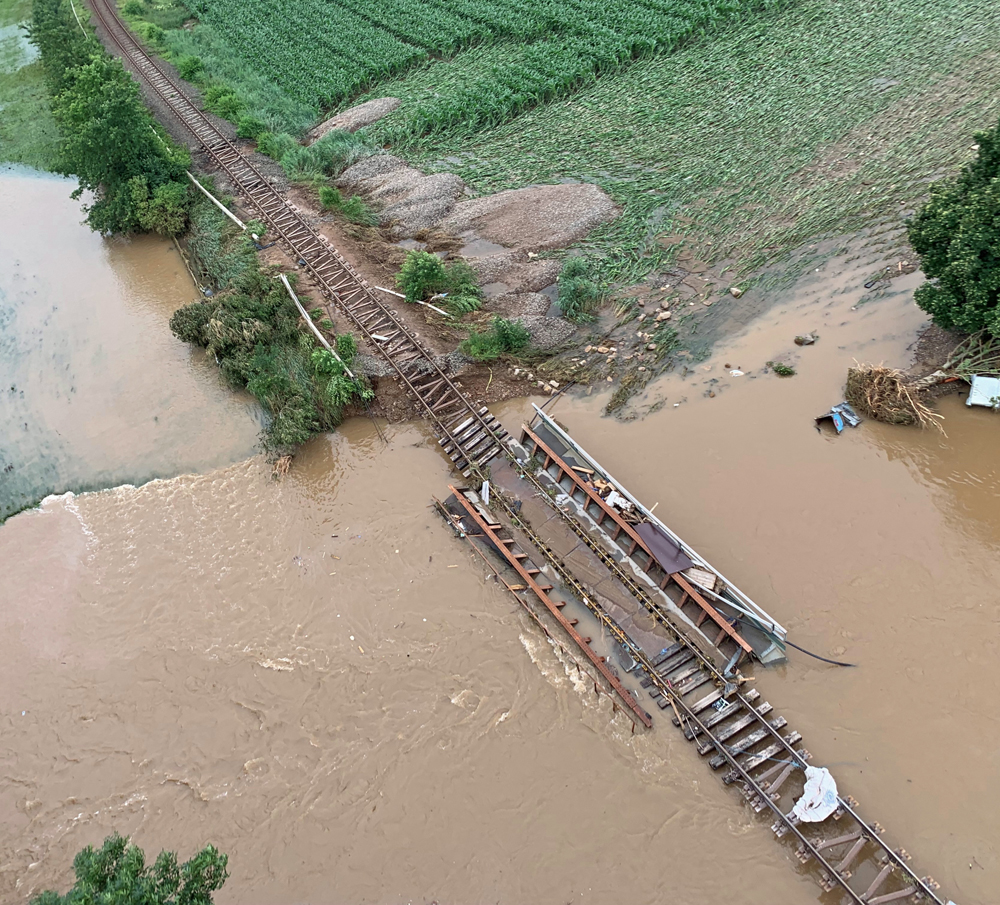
[0,0,59,168]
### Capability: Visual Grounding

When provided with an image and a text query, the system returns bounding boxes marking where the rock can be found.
[638,313,647,322]
[703,298,714,306]
[655,310,671,321]
[729,286,744,298]
[647,343,657,351]
[596,346,610,354]
[637,300,645,307]
[549,380,559,388]
[308,97,401,141]
[794,333,818,346]
[638,366,647,372]
[585,345,593,353]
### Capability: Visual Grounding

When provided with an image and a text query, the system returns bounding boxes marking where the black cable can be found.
[782,637,857,667]
[731,615,857,666]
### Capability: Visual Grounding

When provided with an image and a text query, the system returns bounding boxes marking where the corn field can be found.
[185,0,779,116]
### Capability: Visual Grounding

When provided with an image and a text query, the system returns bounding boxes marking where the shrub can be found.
[176,54,204,81]
[131,177,190,236]
[461,316,530,360]
[255,131,299,162]
[236,115,267,139]
[133,21,166,52]
[339,195,377,226]
[318,185,342,209]
[396,250,484,308]
[122,0,145,16]
[908,118,1000,337]
[29,833,227,905]
[202,83,243,121]
[169,301,213,343]
[558,256,601,321]
[398,250,448,302]
[336,332,358,364]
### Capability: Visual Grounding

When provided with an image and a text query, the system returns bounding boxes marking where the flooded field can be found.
[1,216,997,905]
[0,166,260,520]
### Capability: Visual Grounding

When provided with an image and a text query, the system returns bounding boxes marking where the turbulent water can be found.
[1,175,997,905]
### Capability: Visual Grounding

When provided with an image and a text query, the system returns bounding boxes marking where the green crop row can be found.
[186,0,777,116]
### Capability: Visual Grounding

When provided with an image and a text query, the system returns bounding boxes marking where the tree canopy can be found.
[29,0,192,235]
[908,118,1000,337]
[30,833,228,905]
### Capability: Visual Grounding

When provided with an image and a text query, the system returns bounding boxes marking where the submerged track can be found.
[87,0,506,477]
[86,3,954,902]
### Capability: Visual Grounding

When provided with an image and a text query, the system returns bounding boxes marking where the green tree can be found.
[30,0,192,235]
[908,118,1000,336]
[30,833,228,905]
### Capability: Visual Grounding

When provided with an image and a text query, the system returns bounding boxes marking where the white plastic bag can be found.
[792,766,839,823]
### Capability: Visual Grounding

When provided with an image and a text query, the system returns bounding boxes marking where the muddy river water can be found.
[1,172,998,905]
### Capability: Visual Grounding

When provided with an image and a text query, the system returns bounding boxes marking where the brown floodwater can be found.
[0,166,260,520]
[1,226,997,905]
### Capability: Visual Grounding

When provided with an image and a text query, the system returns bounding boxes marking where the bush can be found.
[30,833,227,905]
[131,177,190,236]
[339,195,377,226]
[908,118,1000,337]
[122,0,145,16]
[396,250,483,309]
[398,250,447,302]
[176,54,204,81]
[255,130,299,162]
[318,185,342,209]
[133,21,166,52]
[461,316,530,360]
[203,83,243,120]
[236,116,267,140]
[558,256,601,321]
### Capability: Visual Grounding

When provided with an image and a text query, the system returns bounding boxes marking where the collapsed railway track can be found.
[86,0,507,477]
[85,3,955,902]
[446,475,950,905]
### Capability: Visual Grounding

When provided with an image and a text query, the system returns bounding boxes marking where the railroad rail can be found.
[86,0,506,477]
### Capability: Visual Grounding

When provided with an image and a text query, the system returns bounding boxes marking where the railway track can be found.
[464,452,952,905]
[87,4,954,901]
[86,0,506,477]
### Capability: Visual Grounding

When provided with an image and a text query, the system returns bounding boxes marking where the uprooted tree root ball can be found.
[845,364,944,431]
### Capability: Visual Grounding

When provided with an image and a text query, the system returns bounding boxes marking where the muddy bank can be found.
[0,166,260,520]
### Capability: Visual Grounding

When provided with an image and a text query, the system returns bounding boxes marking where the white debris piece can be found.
[967,374,1000,409]
[792,766,839,823]
[605,490,633,512]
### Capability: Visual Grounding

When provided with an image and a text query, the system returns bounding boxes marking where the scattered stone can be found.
[638,313,647,322]
[703,298,714,306]
[549,380,559,388]
[794,333,818,346]
[606,376,613,383]
[638,366,647,372]
[597,345,610,354]
[655,310,671,321]
[585,345,593,353]
[647,343,656,351]
[729,286,744,298]
[637,300,645,307]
